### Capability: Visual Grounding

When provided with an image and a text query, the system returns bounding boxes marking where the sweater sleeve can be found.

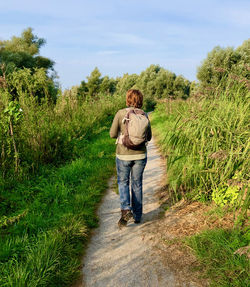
[109,111,120,138]
[147,121,152,142]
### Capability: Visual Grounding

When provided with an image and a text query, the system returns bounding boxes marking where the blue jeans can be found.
[116,157,147,221]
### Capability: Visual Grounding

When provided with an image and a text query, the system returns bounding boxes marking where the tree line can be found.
[0,28,249,179]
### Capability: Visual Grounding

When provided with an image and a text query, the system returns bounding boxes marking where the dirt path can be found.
[79,138,196,287]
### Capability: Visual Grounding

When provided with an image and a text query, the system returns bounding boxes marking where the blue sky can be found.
[0,0,249,89]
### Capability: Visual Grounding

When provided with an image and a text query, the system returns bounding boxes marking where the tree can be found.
[86,67,102,98]
[116,73,138,95]
[99,76,117,94]
[0,28,58,103]
[197,40,250,93]
[154,69,176,98]
[0,28,54,75]
[173,75,190,99]
[77,80,88,99]
[136,64,161,97]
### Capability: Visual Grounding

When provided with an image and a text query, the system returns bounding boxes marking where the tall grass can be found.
[0,90,125,285]
[151,81,249,212]
[0,74,123,181]
[151,80,249,286]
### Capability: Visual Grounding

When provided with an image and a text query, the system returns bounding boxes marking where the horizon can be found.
[1,0,249,89]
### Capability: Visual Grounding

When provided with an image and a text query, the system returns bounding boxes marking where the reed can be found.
[151,81,249,214]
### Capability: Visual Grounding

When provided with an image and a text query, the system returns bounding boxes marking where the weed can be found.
[185,228,249,287]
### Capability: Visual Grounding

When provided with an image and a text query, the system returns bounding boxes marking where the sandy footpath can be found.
[79,138,195,287]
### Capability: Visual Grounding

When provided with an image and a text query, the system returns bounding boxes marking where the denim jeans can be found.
[116,157,147,221]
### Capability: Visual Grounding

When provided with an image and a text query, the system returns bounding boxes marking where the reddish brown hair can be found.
[126,89,143,108]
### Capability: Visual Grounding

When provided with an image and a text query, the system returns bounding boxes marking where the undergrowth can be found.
[0,87,124,286]
[151,81,249,286]
[0,131,116,286]
[151,82,249,212]
[185,228,249,287]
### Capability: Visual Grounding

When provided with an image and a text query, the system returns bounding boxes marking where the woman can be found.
[109,89,152,228]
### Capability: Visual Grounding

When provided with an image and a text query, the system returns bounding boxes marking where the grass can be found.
[150,86,249,207]
[185,228,249,287]
[150,82,249,286]
[0,130,117,286]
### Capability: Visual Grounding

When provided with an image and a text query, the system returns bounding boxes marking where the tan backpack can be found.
[121,108,149,150]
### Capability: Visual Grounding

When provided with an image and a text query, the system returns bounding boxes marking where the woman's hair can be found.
[126,89,143,108]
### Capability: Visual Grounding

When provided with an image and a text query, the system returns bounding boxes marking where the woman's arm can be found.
[109,111,120,138]
[147,121,152,142]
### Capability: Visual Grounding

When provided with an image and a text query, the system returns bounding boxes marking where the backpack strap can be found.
[122,108,131,124]
[116,109,131,144]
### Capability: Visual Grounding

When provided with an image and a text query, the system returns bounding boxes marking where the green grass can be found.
[150,82,249,286]
[0,131,117,286]
[185,228,250,287]
[151,86,249,207]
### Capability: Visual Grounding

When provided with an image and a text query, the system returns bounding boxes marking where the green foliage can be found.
[4,67,56,102]
[173,75,190,99]
[116,73,139,95]
[0,210,27,229]
[86,67,102,98]
[0,69,124,285]
[144,96,157,111]
[185,228,249,286]
[151,40,249,210]
[197,39,250,96]
[0,27,45,55]
[77,68,117,99]
[151,39,249,285]
[0,67,60,176]
[0,28,58,108]
[77,64,190,107]
[151,83,249,205]
[0,99,24,175]
[4,101,23,122]
[77,79,88,99]
[0,28,54,75]
[132,65,190,109]
[0,85,123,179]
[99,75,117,94]
[212,184,240,207]
[0,131,117,286]
[0,30,128,180]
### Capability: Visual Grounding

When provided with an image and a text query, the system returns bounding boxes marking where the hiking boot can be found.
[118,210,133,228]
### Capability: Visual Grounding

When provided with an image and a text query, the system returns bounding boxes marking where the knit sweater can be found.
[109,107,152,160]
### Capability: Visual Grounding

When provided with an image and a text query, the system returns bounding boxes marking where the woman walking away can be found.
[109,89,152,228]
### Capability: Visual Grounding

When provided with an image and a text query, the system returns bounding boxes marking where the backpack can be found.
[121,108,149,150]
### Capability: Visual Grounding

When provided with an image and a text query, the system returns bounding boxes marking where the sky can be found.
[0,0,249,89]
